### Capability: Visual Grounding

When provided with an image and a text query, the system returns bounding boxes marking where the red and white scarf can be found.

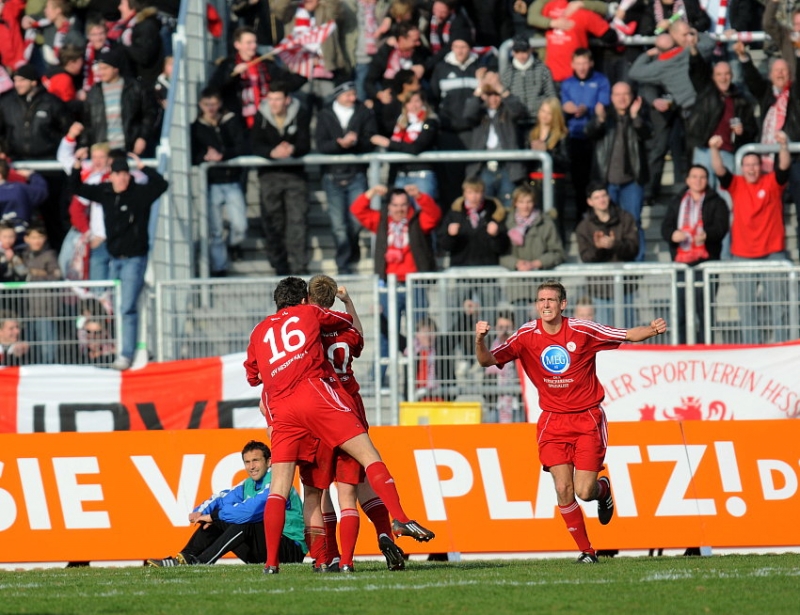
[82,42,111,91]
[23,18,72,62]
[465,203,484,229]
[239,54,271,127]
[359,0,378,55]
[108,12,137,46]
[508,210,540,246]
[761,85,789,172]
[384,47,413,80]
[429,14,453,55]
[388,218,409,249]
[675,191,709,263]
[391,110,425,143]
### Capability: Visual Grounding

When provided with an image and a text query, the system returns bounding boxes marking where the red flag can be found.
[273,21,337,79]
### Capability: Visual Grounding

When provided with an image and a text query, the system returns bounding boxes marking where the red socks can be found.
[360,497,392,539]
[559,500,594,554]
[305,525,327,568]
[322,512,340,564]
[264,494,286,567]
[365,461,409,523]
[596,479,610,501]
[339,508,360,566]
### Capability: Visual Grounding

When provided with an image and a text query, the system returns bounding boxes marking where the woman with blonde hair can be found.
[371,90,440,200]
[528,97,570,244]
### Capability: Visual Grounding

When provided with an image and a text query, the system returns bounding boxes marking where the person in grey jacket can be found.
[628,21,715,206]
[585,81,651,261]
[500,35,556,137]
[500,185,564,311]
[463,71,528,207]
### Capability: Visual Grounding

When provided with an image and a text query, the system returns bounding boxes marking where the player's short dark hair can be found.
[537,280,567,303]
[274,276,308,309]
[241,440,271,459]
[0,159,9,180]
[308,274,337,309]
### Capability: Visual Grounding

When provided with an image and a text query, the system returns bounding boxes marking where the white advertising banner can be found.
[521,341,800,422]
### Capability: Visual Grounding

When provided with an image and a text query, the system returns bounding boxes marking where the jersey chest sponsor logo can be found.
[540,345,570,375]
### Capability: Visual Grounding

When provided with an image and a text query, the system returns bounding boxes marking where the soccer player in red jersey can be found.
[245,276,433,574]
[475,280,667,563]
[305,274,406,573]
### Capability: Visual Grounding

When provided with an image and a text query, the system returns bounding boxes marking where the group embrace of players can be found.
[244,275,434,575]
[247,276,667,573]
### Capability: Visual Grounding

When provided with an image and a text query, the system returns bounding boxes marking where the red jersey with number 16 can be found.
[491,317,626,413]
[245,304,354,402]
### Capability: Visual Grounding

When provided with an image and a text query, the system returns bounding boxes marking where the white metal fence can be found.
[0,281,121,366]
[148,263,800,424]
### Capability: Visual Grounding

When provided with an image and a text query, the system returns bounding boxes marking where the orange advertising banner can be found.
[1,422,798,562]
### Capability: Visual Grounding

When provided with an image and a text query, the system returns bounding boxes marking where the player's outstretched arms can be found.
[475,321,498,367]
[625,318,667,342]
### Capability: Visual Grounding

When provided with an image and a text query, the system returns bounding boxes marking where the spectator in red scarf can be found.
[371,90,440,200]
[364,22,430,104]
[21,0,84,71]
[661,164,729,343]
[108,0,163,88]
[208,26,305,131]
[79,18,113,99]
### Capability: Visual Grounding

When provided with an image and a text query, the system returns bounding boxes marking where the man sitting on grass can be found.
[146,440,306,567]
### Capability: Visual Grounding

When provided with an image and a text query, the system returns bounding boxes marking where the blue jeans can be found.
[732,253,790,344]
[209,182,248,273]
[109,255,148,360]
[90,241,111,281]
[322,173,367,274]
[607,181,645,262]
[479,166,515,209]
[354,63,370,104]
[394,171,438,202]
[692,147,733,260]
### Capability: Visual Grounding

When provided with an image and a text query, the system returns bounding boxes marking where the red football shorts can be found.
[300,391,369,488]
[269,378,367,464]
[536,406,608,472]
[300,442,364,489]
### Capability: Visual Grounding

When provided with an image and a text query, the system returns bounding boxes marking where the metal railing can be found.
[0,281,121,366]
[195,149,553,277]
[149,263,800,425]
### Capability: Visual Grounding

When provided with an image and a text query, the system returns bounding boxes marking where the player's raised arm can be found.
[337,285,363,334]
[475,320,498,367]
[625,318,668,342]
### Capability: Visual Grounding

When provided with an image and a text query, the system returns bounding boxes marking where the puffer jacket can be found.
[0,87,70,159]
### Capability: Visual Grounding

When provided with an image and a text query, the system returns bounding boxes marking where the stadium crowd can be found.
[0,0,798,370]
